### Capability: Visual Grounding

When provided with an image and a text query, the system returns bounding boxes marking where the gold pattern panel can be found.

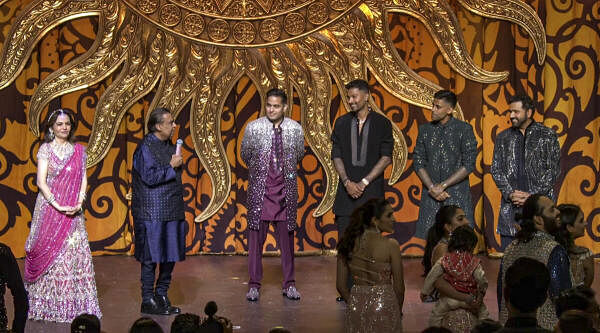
[122,0,363,47]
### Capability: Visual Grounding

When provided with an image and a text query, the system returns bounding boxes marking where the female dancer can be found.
[336,198,404,332]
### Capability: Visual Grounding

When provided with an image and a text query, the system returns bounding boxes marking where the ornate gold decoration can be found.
[159,4,182,27]
[183,14,205,36]
[0,0,546,221]
[208,18,230,42]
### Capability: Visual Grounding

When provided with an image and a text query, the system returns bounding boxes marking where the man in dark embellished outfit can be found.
[132,107,185,315]
[413,90,477,239]
[331,79,393,240]
[497,194,572,330]
[491,94,560,250]
[242,89,304,302]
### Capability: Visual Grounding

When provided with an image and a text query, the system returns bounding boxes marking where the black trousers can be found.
[336,215,354,292]
[141,261,175,302]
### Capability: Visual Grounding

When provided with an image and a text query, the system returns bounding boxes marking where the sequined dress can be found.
[570,247,593,287]
[346,254,402,332]
[24,143,102,322]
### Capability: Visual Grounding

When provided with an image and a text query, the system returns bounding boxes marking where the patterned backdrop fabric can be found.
[0,0,598,257]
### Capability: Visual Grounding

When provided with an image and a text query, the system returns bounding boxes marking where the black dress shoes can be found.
[140,297,170,315]
[155,295,181,315]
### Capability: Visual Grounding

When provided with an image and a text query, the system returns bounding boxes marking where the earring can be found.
[48,129,55,140]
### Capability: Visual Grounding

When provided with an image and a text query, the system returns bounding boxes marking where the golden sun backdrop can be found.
[0,0,598,257]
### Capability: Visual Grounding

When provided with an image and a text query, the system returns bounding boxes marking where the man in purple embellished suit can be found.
[241,88,305,302]
[132,108,186,315]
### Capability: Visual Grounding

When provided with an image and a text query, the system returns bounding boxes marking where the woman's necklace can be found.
[51,140,73,160]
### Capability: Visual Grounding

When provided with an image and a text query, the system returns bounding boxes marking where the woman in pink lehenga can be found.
[24,109,101,322]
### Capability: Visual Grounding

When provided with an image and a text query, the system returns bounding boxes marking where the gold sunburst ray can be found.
[456,0,546,64]
[0,0,109,90]
[380,0,509,83]
[294,40,335,217]
[28,3,124,136]
[191,54,241,223]
[87,28,165,167]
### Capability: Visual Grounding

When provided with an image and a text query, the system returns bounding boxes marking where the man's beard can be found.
[511,117,526,128]
[543,214,559,235]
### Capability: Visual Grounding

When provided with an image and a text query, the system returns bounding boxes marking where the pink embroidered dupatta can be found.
[25,144,84,282]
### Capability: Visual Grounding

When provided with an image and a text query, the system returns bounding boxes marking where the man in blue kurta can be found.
[132,107,185,315]
[413,90,477,239]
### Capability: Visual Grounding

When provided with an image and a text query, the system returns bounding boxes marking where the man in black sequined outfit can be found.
[491,94,560,250]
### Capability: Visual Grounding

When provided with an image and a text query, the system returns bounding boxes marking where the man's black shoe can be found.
[155,295,181,315]
[140,297,169,315]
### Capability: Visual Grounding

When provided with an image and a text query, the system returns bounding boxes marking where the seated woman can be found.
[336,198,404,332]
[422,226,489,327]
[421,205,469,302]
[557,204,594,288]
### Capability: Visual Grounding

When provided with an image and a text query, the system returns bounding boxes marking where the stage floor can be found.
[6,255,597,332]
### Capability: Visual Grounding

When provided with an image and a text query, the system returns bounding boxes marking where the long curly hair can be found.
[336,198,389,260]
[422,205,461,275]
[556,204,584,251]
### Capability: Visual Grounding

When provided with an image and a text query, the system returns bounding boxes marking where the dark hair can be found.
[171,313,201,333]
[345,79,370,93]
[558,310,596,333]
[447,225,477,253]
[556,204,584,250]
[71,313,100,333]
[337,198,389,259]
[433,90,457,108]
[504,257,550,313]
[43,108,77,143]
[508,94,536,116]
[147,107,171,133]
[515,193,545,242]
[266,88,287,105]
[556,286,597,317]
[422,205,461,275]
[129,317,164,333]
[204,301,218,317]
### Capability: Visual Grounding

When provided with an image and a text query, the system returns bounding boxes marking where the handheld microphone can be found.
[175,139,183,156]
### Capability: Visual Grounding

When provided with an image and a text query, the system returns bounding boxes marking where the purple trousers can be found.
[248,221,295,290]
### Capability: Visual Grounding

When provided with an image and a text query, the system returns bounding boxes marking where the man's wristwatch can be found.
[361,178,369,186]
